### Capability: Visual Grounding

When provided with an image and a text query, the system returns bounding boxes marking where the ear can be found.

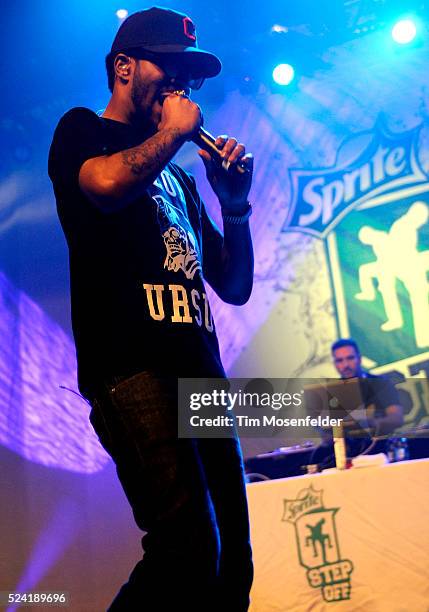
[113,53,133,85]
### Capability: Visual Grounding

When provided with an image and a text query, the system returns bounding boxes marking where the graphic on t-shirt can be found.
[144,172,215,333]
[153,193,202,280]
[163,225,200,279]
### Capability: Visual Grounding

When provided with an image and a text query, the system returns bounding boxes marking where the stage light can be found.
[271,24,288,34]
[272,63,295,86]
[0,269,108,474]
[391,19,417,44]
[116,9,128,20]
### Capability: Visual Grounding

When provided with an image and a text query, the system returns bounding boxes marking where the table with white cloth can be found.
[246,458,429,612]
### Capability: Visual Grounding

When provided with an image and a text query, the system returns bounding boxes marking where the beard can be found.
[130,69,158,135]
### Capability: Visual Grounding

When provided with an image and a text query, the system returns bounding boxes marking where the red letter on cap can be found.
[183,17,196,41]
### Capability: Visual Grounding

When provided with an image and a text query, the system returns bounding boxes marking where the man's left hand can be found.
[198,135,253,212]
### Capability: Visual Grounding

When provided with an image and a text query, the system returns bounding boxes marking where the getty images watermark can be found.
[177,378,369,439]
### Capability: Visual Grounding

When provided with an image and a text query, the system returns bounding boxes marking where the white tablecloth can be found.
[246,459,429,612]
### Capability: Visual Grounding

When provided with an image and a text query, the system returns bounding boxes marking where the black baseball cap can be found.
[108,6,222,80]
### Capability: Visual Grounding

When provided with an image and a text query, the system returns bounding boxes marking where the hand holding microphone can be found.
[160,89,253,212]
[192,127,250,175]
[161,90,251,175]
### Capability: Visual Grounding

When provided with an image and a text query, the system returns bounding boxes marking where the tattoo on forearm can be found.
[121,128,182,176]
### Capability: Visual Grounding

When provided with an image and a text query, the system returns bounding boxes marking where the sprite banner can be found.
[283,120,429,429]
[282,485,353,603]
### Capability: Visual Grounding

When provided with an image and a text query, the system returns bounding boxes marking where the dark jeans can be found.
[88,371,253,612]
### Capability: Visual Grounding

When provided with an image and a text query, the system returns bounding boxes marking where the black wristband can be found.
[221,202,252,224]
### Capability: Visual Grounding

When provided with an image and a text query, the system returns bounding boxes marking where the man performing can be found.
[48,7,254,611]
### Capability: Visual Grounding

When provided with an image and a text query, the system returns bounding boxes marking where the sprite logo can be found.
[284,119,426,238]
[283,119,429,417]
[282,485,353,603]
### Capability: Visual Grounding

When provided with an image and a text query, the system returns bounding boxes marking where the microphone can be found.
[192,127,249,175]
[166,91,250,174]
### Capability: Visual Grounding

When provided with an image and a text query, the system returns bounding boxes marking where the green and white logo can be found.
[282,485,353,603]
[328,196,429,366]
[285,119,429,426]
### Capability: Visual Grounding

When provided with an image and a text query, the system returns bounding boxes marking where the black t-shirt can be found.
[48,107,225,396]
[360,373,400,418]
